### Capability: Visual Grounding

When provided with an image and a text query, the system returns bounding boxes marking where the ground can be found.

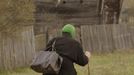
[0,50,134,75]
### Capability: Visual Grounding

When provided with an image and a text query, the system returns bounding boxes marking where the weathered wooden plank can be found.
[1,34,5,70]
[120,24,126,49]
[25,28,30,65]
[125,24,133,49]
[91,25,98,51]
[89,25,95,51]
[24,27,33,65]
[82,25,90,51]
[118,24,123,49]
[75,27,80,42]
[30,26,36,62]
[0,33,3,69]
[9,36,15,69]
[102,25,109,52]
[104,25,109,51]
[6,36,12,70]
[91,25,97,51]
[81,26,85,51]
[123,24,129,49]
[95,25,102,51]
[28,26,35,64]
[64,17,99,25]
[13,31,20,68]
[41,0,98,9]
[129,25,134,49]
[113,24,120,49]
[2,35,8,70]
[98,25,103,52]
[107,25,115,52]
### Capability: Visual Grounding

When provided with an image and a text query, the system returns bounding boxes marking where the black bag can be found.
[30,40,63,74]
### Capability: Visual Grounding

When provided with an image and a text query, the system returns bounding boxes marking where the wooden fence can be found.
[39,24,134,52]
[1,24,134,70]
[0,26,35,70]
[81,24,134,52]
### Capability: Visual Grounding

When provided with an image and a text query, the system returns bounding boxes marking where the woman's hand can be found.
[85,51,91,59]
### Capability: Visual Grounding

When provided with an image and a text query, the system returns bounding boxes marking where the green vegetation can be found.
[0,50,134,75]
[76,50,134,75]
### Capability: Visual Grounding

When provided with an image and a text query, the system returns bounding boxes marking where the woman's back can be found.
[43,37,88,75]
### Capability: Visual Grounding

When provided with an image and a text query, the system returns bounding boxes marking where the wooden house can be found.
[34,0,123,34]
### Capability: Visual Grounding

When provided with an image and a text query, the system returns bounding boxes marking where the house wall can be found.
[34,0,100,35]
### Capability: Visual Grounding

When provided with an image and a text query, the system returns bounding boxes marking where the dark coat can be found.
[43,36,88,75]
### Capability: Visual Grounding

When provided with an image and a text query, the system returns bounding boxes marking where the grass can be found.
[76,50,134,75]
[0,68,40,75]
[0,50,134,75]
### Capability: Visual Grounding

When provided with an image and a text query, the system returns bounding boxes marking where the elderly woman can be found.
[43,24,91,75]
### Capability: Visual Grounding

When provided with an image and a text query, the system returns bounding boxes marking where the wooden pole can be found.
[87,62,90,75]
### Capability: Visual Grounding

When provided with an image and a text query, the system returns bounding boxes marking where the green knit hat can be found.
[62,24,76,38]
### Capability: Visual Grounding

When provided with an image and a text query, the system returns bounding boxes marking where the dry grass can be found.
[76,50,134,75]
[0,50,134,75]
[0,0,35,34]
[123,0,134,8]
[0,68,40,75]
